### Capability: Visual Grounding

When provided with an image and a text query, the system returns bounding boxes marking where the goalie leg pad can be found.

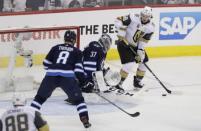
[92,71,108,92]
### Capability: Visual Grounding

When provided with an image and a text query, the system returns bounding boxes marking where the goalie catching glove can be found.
[104,69,121,86]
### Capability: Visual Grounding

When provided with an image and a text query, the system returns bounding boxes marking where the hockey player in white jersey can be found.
[0,94,49,131]
[114,6,155,90]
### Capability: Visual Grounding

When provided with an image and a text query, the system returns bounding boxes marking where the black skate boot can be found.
[81,116,92,129]
[115,84,124,91]
[133,76,144,89]
[83,122,92,128]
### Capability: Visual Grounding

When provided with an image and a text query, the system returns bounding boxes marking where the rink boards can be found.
[1,5,201,67]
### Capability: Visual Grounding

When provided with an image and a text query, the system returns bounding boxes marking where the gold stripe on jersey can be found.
[117,35,129,45]
[119,27,127,31]
[117,16,123,21]
[39,124,49,131]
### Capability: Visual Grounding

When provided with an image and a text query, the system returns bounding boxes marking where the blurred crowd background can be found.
[0,0,201,13]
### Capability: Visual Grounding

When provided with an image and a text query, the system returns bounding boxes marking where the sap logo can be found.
[161,17,195,35]
[159,12,201,40]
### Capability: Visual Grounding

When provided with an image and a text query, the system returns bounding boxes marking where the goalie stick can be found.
[95,92,140,117]
[92,72,140,117]
[103,86,134,96]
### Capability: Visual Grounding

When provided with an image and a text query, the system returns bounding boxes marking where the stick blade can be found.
[130,112,140,117]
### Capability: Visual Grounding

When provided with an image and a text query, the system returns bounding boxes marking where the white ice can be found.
[0,56,201,131]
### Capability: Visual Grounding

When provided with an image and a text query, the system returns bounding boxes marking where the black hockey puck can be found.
[162,94,167,96]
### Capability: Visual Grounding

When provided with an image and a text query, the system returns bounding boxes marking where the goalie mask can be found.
[104,70,121,86]
[98,34,112,53]
[64,30,77,45]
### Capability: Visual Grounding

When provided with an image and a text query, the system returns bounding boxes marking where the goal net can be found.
[0,26,80,93]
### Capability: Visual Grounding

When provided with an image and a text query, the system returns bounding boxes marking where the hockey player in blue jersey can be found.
[30,30,91,129]
[65,34,112,104]
[81,34,112,93]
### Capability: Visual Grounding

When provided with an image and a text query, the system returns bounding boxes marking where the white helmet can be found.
[140,6,153,23]
[12,94,27,106]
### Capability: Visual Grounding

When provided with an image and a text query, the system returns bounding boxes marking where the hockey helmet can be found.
[64,30,77,44]
[98,34,112,53]
[12,93,27,107]
[140,6,153,23]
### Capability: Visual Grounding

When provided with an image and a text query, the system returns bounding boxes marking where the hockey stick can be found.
[95,92,140,117]
[127,45,172,94]
[143,63,172,94]
[92,72,140,117]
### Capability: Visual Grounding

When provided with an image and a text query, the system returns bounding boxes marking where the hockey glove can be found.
[134,55,141,63]
[135,49,145,63]
[81,81,94,93]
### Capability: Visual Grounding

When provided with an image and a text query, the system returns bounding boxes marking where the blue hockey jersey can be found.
[83,41,106,80]
[43,43,85,82]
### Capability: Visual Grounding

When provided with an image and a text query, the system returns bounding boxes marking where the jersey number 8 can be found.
[56,51,70,64]
[5,114,29,131]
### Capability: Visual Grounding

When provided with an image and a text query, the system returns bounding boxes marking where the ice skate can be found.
[133,76,144,90]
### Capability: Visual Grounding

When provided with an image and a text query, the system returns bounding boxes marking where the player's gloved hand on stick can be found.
[134,54,141,63]
[134,49,145,63]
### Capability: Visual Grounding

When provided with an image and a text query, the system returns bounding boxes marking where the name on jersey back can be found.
[59,46,73,52]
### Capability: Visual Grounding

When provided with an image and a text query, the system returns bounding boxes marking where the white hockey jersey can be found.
[0,106,43,131]
[115,13,155,48]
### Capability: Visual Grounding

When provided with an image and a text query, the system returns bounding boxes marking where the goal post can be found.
[0,26,80,93]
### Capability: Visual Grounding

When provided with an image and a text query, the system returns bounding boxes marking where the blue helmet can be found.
[64,30,76,44]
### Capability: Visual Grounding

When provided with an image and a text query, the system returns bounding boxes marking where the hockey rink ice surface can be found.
[0,56,201,131]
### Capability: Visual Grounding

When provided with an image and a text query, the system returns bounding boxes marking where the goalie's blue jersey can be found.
[83,41,106,80]
[43,43,85,81]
